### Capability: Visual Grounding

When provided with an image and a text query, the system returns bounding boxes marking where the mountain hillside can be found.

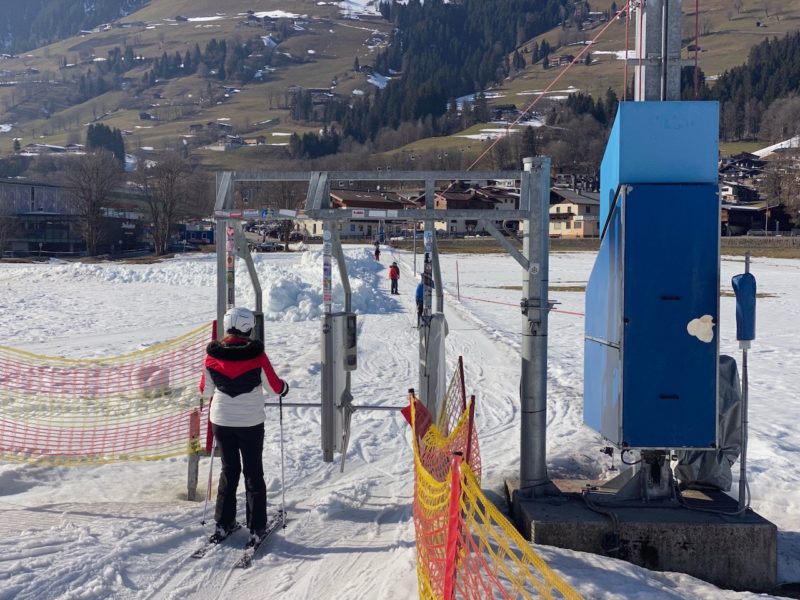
[1,0,800,171]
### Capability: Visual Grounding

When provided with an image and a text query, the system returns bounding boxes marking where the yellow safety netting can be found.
[0,324,211,465]
[410,392,582,600]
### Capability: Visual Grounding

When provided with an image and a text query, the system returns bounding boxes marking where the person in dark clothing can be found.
[374,241,381,261]
[389,261,400,294]
[200,306,289,546]
[415,276,434,327]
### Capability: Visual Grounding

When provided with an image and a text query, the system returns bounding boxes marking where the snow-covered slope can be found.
[0,248,797,599]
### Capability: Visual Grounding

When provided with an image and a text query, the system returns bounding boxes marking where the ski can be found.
[190,523,242,559]
[232,511,285,569]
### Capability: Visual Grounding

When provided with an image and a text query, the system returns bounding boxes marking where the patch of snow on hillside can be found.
[367,73,389,88]
[593,50,636,60]
[187,16,225,22]
[253,11,304,19]
[339,0,382,17]
[754,136,800,158]
[516,87,579,97]
[0,124,11,133]
[455,91,506,109]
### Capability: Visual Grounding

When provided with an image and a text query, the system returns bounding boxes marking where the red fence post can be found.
[465,396,476,468]
[443,452,463,600]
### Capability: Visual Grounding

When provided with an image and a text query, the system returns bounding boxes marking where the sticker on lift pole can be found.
[423,231,433,253]
[529,262,540,275]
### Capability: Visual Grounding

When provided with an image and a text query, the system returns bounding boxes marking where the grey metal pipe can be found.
[738,253,751,511]
[332,228,351,313]
[519,157,552,497]
[431,234,443,314]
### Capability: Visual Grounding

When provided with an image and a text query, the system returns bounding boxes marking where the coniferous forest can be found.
[706,31,800,142]
[0,0,146,52]
[338,0,569,144]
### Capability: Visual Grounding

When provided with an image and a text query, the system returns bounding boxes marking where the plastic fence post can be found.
[187,407,201,501]
[443,452,463,600]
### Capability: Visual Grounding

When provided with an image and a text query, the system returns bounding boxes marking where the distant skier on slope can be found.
[374,240,381,261]
[389,261,400,294]
[200,307,289,547]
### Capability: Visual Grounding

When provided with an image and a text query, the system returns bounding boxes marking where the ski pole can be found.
[279,393,287,528]
[201,436,217,525]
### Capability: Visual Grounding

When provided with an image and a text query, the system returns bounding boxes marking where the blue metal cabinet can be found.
[584,184,719,448]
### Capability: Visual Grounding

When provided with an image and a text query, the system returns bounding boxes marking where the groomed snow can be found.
[0,249,797,598]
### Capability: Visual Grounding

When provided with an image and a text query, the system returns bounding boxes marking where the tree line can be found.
[695,31,800,142]
[0,0,145,52]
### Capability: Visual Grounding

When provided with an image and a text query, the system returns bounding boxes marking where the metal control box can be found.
[321,312,357,460]
[584,184,719,448]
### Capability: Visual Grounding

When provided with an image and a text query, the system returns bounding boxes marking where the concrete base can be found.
[506,479,777,593]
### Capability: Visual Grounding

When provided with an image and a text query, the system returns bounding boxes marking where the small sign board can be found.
[351,209,366,218]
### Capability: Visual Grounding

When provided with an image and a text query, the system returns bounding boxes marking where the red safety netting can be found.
[0,324,211,464]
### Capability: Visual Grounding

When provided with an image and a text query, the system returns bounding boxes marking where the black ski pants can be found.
[212,422,267,532]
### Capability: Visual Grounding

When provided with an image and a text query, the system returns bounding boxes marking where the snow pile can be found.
[0,249,394,346]
[0,124,11,133]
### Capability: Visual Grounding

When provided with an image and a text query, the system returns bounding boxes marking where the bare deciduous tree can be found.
[64,151,121,256]
[137,153,193,255]
[734,0,744,14]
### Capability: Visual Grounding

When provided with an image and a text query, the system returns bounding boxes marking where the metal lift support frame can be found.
[211,165,552,494]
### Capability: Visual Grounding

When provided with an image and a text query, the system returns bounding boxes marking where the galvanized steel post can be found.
[519,156,552,497]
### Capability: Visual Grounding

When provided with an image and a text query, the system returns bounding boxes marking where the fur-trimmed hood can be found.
[206,338,264,362]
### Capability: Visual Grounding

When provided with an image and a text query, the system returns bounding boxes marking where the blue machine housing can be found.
[584,102,720,449]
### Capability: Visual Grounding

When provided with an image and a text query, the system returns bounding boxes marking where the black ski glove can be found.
[279,380,289,398]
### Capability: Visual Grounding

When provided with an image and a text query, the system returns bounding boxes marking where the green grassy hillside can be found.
[0,0,389,161]
[1,0,799,170]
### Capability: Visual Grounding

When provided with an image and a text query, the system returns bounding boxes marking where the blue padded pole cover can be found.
[731,273,756,342]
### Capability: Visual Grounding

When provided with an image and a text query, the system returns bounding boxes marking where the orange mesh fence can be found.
[0,324,211,464]
[435,356,481,481]
[409,390,581,600]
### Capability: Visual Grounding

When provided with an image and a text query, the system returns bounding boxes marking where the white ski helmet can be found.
[223,306,255,335]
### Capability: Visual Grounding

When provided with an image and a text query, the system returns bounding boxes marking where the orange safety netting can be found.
[436,356,480,481]
[409,387,581,600]
[0,324,211,464]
